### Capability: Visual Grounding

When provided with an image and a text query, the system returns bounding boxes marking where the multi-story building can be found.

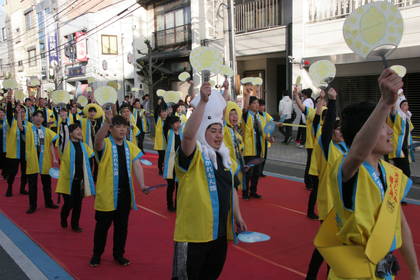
[0,4,11,81]
[59,0,150,98]
[293,0,420,135]
[137,0,291,115]
[4,0,43,95]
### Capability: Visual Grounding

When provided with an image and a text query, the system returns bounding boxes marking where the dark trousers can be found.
[6,158,27,192]
[296,119,306,143]
[307,176,319,216]
[137,132,145,153]
[280,118,293,143]
[259,142,268,176]
[186,238,228,280]
[61,179,83,229]
[158,150,165,174]
[27,174,54,210]
[93,160,99,183]
[93,206,131,258]
[244,156,261,195]
[304,149,315,189]
[0,153,6,177]
[393,157,411,177]
[166,179,178,209]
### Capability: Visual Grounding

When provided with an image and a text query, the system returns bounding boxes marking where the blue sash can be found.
[201,149,220,240]
[32,126,46,171]
[1,119,7,152]
[109,136,137,210]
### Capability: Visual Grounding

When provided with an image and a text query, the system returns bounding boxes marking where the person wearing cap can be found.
[163,115,182,212]
[56,123,95,232]
[120,104,140,146]
[315,68,420,280]
[0,107,7,179]
[305,88,348,279]
[57,107,73,155]
[294,89,327,220]
[154,102,168,176]
[132,99,149,153]
[17,109,59,214]
[241,82,264,199]
[90,109,149,267]
[388,96,414,178]
[257,99,274,177]
[81,104,103,181]
[223,101,245,192]
[171,82,247,280]
[5,91,29,196]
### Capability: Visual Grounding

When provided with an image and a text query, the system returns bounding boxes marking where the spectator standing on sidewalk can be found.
[278,90,294,144]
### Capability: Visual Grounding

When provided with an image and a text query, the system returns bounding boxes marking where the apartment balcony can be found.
[235,0,282,33]
[308,0,420,23]
[154,24,192,49]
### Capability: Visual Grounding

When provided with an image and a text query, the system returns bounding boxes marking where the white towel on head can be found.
[191,90,231,169]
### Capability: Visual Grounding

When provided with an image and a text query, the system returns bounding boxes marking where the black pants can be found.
[93,206,131,258]
[186,238,228,280]
[7,158,27,192]
[27,174,54,210]
[158,150,165,174]
[280,118,293,143]
[296,119,306,143]
[307,176,319,216]
[244,156,261,195]
[61,179,83,229]
[93,159,99,183]
[137,132,145,153]
[306,219,326,280]
[393,157,411,177]
[259,142,268,176]
[304,149,316,189]
[0,153,6,177]
[166,179,178,209]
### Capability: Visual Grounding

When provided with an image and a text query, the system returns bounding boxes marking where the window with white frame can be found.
[101,35,118,55]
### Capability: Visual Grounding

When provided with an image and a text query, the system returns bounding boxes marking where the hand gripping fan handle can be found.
[202,70,210,83]
[380,54,389,69]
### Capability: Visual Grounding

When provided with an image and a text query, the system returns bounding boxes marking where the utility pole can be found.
[227,0,237,100]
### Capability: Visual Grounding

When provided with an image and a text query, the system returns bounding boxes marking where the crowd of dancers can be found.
[0,67,419,279]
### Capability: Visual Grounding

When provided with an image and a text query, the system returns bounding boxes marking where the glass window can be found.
[25,10,33,30]
[175,9,184,27]
[101,35,118,55]
[28,49,36,67]
[1,27,6,41]
[165,12,174,29]
[156,15,165,31]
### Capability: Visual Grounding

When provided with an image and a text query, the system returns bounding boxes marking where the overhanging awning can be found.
[65,76,89,82]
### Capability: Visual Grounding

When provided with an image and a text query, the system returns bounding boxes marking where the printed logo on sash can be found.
[386,172,400,213]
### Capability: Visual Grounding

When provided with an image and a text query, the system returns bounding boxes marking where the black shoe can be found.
[26,208,36,214]
[260,174,266,178]
[307,213,319,220]
[20,189,29,195]
[90,255,101,267]
[401,201,408,206]
[158,170,163,176]
[114,255,130,266]
[250,193,262,199]
[242,193,250,200]
[167,206,176,212]
[72,227,83,233]
[61,219,68,228]
[5,191,12,197]
[46,204,59,209]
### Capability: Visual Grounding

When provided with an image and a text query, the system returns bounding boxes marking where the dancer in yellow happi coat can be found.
[314,69,420,280]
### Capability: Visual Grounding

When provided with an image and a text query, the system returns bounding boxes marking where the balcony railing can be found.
[154,24,191,48]
[308,0,420,23]
[235,0,282,34]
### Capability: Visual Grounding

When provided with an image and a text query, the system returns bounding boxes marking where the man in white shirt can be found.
[278,91,294,144]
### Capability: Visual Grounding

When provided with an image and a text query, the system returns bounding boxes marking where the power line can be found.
[0,0,109,62]
[2,3,140,69]
[2,0,79,46]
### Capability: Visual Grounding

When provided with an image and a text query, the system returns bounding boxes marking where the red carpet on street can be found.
[1,152,419,279]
